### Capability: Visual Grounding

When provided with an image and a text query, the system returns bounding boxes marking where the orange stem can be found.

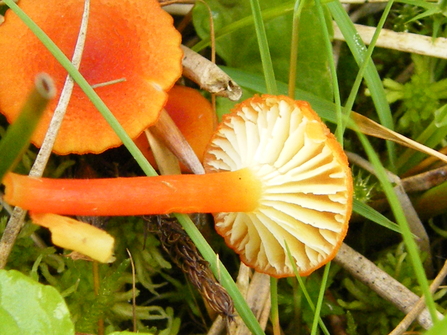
[3,168,262,216]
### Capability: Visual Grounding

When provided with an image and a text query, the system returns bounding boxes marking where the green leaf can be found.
[293,4,334,100]
[353,200,403,235]
[194,0,276,74]
[220,66,337,121]
[0,269,74,335]
[193,0,333,99]
[396,103,447,172]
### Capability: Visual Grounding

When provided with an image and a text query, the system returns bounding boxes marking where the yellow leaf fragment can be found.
[30,213,114,263]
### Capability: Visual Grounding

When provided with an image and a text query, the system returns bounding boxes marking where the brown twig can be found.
[149,109,205,175]
[347,151,432,265]
[334,243,442,329]
[181,45,242,101]
[400,165,447,193]
[389,260,447,335]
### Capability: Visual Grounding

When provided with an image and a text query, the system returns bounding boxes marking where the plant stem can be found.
[269,277,280,335]
[0,74,55,182]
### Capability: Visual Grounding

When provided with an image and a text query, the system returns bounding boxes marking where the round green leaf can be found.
[0,269,74,335]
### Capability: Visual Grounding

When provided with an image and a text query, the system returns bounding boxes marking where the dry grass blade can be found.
[352,112,447,165]
[403,147,447,177]
[230,271,270,335]
[333,22,447,59]
[143,129,181,176]
[208,264,271,335]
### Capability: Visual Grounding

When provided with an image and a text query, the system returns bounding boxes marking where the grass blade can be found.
[0,73,55,181]
[249,0,278,94]
[327,1,397,169]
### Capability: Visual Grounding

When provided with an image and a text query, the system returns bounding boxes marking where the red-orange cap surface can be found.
[0,0,183,154]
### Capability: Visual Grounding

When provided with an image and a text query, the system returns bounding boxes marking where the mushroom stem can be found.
[3,168,262,216]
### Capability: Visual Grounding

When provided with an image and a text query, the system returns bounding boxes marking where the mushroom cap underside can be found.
[204,95,353,278]
[0,0,182,154]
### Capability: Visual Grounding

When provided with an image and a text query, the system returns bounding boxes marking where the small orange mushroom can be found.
[0,0,182,154]
[135,85,214,171]
[4,95,353,277]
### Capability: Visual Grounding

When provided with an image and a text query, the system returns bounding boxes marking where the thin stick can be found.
[334,243,442,329]
[181,45,242,101]
[347,151,432,263]
[401,165,447,193]
[0,0,90,268]
[91,78,126,89]
[149,109,205,175]
[92,261,104,335]
[333,22,447,59]
[126,249,137,332]
[389,260,447,335]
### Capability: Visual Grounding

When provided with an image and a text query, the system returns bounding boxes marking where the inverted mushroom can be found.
[0,0,182,154]
[4,95,353,277]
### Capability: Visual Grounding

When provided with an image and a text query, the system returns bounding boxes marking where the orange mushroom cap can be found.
[204,95,353,277]
[0,0,182,154]
[135,85,214,170]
